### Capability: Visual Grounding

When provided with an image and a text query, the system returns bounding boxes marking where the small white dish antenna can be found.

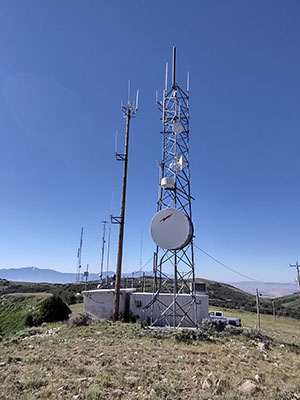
[161,177,175,189]
[172,122,183,134]
[150,208,193,250]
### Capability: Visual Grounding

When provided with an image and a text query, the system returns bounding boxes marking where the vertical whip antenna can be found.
[172,46,176,88]
[110,190,115,217]
[139,228,143,272]
[114,131,118,156]
[128,80,131,106]
[135,90,139,112]
[165,62,168,92]
[106,227,111,287]
[100,220,108,285]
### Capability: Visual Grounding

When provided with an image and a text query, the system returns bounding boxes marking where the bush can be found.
[68,312,92,327]
[174,328,211,343]
[224,325,242,335]
[142,327,173,340]
[10,326,44,343]
[242,328,272,343]
[200,318,227,333]
[25,295,71,327]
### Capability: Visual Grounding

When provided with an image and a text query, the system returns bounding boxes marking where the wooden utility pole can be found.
[256,289,261,329]
[113,108,131,321]
[289,262,300,297]
[111,87,138,321]
[272,299,276,321]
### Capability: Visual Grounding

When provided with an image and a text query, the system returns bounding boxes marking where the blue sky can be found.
[1,0,300,283]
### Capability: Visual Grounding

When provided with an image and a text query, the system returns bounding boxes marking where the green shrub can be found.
[200,318,226,333]
[224,325,243,335]
[85,386,101,400]
[174,328,211,343]
[10,326,44,343]
[242,327,272,343]
[68,311,92,327]
[25,295,71,327]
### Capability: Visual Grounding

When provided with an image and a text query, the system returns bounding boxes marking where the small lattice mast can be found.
[76,227,84,282]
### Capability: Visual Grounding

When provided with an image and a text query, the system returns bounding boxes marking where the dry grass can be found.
[0,304,299,400]
[219,307,300,344]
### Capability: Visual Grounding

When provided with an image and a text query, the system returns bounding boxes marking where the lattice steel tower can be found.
[150,47,196,328]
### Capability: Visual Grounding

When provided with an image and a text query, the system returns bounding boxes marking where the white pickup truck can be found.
[209,311,242,327]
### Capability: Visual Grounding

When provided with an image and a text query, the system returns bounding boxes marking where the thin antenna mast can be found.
[256,288,261,329]
[100,221,108,284]
[165,62,168,92]
[84,264,89,291]
[112,85,138,321]
[76,227,84,282]
[139,228,143,274]
[172,46,176,88]
[106,227,111,287]
[114,131,118,157]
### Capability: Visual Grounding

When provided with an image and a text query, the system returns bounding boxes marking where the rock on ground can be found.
[238,380,258,395]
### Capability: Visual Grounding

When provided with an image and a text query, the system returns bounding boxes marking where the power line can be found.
[194,244,261,282]
[134,247,296,297]
[136,255,153,275]
[194,244,296,297]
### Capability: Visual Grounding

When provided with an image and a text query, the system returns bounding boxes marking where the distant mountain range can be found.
[0,267,298,298]
[0,267,153,284]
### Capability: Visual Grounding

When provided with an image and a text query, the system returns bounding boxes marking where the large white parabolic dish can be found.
[150,208,193,250]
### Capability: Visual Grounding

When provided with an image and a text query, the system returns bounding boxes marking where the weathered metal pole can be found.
[256,288,261,329]
[113,108,131,321]
[272,299,276,321]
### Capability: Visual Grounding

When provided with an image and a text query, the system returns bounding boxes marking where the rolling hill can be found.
[1,275,299,320]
